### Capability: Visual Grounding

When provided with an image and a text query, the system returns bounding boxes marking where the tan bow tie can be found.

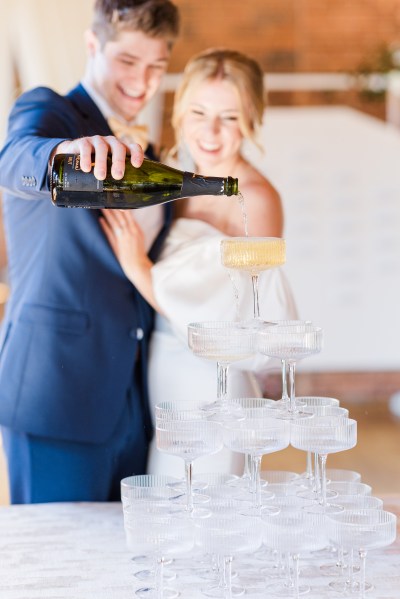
[108,116,149,150]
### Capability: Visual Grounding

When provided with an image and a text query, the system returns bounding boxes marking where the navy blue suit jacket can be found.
[0,84,172,443]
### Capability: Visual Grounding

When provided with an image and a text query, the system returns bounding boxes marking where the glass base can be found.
[265,582,310,596]
[131,555,173,567]
[172,492,210,506]
[136,586,179,598]
[260,564,284,578]
[201,401,245,423]
[239,504,280,517]
[297,488,338,501]
[304,502,344,515]
[320,562,359,577]
[275,409,314,421]
[198,567,238,581]
[234,488,274,503]
[201,583,245,598]
[134,568,176,582]
[169,478,208,492]
[329,580,373,593]
[227,475,251,491]
[275,398,306,409]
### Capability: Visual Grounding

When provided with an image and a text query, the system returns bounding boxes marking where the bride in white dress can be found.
[101,48,297,477]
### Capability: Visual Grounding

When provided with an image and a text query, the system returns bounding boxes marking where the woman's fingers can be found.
[101,208,137,233]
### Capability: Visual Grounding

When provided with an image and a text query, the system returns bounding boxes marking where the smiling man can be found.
[0,0,179,504]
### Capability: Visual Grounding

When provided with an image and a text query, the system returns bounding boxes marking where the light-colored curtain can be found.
[0,0,95,144]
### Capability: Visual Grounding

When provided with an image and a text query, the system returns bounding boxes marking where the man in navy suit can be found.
[0,0,180,503]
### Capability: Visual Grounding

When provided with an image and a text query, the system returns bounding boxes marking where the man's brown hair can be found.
[92,0,180,47]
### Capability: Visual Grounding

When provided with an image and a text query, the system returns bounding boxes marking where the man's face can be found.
[87,29,170,121]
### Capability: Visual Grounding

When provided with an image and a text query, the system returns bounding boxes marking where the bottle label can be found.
[62,155,103,192]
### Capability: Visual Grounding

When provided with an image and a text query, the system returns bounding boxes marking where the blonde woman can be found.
[101,49,297,476]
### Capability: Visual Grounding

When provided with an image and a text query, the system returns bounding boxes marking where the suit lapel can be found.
[66,83,113,136]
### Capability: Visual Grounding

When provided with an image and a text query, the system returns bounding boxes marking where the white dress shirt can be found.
[81,79,164,252]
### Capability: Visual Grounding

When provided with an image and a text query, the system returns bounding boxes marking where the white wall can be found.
[245,106,400,372]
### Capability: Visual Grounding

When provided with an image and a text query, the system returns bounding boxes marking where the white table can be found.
[0,500,400,598]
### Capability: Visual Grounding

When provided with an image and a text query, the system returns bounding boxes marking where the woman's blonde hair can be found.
[172,48,266,151]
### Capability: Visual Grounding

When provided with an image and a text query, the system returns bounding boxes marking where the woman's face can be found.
[180,78,244,171]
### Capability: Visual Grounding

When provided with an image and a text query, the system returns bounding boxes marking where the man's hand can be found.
[52,135,144,180]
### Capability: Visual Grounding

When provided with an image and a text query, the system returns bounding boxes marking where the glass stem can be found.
[281,359,289,402]
[359,549,367,599]
[223,556,233,599]
[155,556,164,599]
[305,450,313,480]
[185,460,194,513]
[217,362,229,401]
[252,454,262,511]
[314,453,321,499]
[348,548,355,592]
[338,545,346,577]
[288,361,297,412]
[251,273,260,319]
[293,553,300,598]
[243,453,251,481]
[319,453,328,506]
[285,552,292,586]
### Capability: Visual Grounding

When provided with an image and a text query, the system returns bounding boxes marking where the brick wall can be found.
[171,0,400,72]
[160,0,400,147]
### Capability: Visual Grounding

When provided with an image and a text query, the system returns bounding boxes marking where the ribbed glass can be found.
[220,237,286,273]
[257,322,323,361]
[187,320,256,363]
[290,416,357,454]
[328,509,397,551]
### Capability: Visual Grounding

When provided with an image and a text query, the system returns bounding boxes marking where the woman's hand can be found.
[100,209,148,282]
[99,209,162,313]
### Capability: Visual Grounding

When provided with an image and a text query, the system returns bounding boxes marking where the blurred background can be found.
[0,0,399,503]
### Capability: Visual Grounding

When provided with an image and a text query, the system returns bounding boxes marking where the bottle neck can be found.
[181,172,238,197]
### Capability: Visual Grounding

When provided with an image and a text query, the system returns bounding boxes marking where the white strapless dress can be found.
[146,218,298,477]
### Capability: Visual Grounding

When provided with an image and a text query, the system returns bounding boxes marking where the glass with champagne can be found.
[220,237,286,320]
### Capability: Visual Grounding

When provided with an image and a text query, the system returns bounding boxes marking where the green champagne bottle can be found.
[50,154,238,209]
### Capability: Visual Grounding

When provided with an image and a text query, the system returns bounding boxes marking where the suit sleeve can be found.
[0,87,72,200]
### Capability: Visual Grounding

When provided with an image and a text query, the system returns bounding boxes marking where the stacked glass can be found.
[119,305,397,597]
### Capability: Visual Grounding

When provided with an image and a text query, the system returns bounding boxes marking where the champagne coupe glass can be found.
[156,419,223,515]
[257,322,323,418]
[337,496,383,510]
[328,481,372,497]
[123,503,194,599]
[155,401,213,496]
[225,397,279,492]
[121,474,182,578]
[327,509,397,598]
[220,237,286,320]
[194,504,263,598]
[270,320,313,407]
[223,415,290,516]
[121,474,181,508]
[297,406,349,501]
[262,496,327,598]
[290,416,357,513]
[320,494,382,580]
[326,468,362,483]
[187,321,256,420]
[294,396,340,485]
